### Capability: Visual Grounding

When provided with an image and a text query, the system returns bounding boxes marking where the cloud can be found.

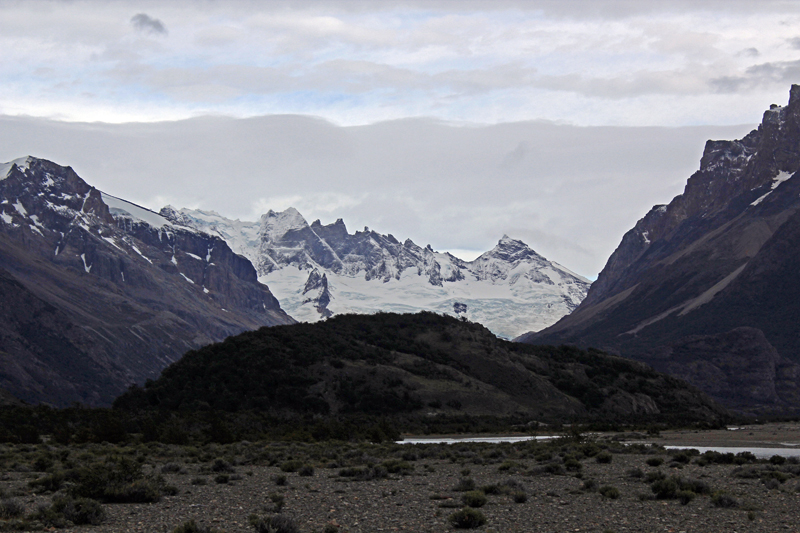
[130,13,167,35]
[0,113,755,277]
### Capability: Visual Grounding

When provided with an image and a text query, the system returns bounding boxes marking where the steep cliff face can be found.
[0,157,294,406]
[521,86,800,413]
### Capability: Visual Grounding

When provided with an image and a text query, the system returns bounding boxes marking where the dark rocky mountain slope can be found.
[115,312,727,425]
[0,157,293,406]
[520,86,800,414]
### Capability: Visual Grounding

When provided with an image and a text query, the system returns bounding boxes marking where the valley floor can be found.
[2,424,800,533]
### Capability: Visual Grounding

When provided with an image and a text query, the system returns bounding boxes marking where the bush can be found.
[298,465,315,477]
[599,486,619,499]
[337,466,388,481]
[162,463,183,474]
[214,474,230,484]
[448,508,487,529]
[596,452,613,464]
[55,496,106,526]
[512,491,527,503]
[453,478,476,492]
[211,459,234,473]
[280,460,305,473]
[0,498,25,519]
[462,491,487,508]
[646,457,664,467]
[173,520,223,533]
[273,474,288,486]
[677,490,696,505]
[250,514,299,533]
[711,491,739,508]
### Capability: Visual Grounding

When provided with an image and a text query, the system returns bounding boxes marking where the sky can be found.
[1,0,799,277]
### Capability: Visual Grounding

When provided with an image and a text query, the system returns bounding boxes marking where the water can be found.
[398,435,555,445]
[398,436,800,458]
[664,445,800,459]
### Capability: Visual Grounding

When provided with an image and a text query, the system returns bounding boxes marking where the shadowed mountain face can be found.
[0,157,294,406]
[114,312,727,425]
[520,86,800,414]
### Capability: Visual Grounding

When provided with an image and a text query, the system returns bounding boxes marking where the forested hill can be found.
[115,312,727,424]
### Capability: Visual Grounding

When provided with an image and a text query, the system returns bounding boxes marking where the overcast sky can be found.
[1,1,799,277]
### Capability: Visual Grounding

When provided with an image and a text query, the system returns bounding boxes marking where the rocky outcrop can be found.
[521,86,800,414]
[0,157,294,406]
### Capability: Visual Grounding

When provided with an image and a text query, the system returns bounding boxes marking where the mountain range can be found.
[0,157,293,406]
[521,85,800,414]
[162,207,590,340]
[0,155,589,406]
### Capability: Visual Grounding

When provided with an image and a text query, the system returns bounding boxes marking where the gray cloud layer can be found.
[0,114,752,277]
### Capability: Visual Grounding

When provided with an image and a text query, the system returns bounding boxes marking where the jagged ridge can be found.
[164,208,591,339]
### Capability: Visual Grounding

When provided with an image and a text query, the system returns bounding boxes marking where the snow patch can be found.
[101,192,172,228]
[0,213,11,224]
[12,201,27,217]
[751,171,794,206]
[185,252,203,261]
[179,273,195,284]
[80,253,92,273]
[130,244,153,264]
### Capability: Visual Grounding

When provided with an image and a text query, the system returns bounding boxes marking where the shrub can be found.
[273,474,288,486]
[626,468,644,479]
[512,491,527,503]
[596,452,613,464]
[448,508,487,529]
[599,485,620,499]
[280,460,305,473]
[711,492,739,508]
[564,457,582,471]
[0,498,25,519]
[382,459,413,475]
[462,491,487,508]
[337,466,388,481]
[54,496,106,526]
[453,478,476,492]
[298,465,315,477]
[250,514,299,533]
[323,525,339,533]
[211,459,234,473]
[172,520,223,533]
[191,477,207,486]
[162,463,183,474]
[646,457,664,467]
[581,479,598,492]
[677,490,696,505]
[214,474,230,484]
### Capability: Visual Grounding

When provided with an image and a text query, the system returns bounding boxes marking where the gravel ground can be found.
[3,425,800,533]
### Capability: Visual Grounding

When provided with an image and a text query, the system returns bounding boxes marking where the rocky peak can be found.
[585,84,800,306]
[476,235,544,264]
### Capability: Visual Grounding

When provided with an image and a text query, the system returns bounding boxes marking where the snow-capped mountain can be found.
[162,207,591,339]
[0,157,293,406]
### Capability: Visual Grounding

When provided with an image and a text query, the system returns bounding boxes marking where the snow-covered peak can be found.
[261,207,309,241]
[474,235,544,264]
[0,156,33,180]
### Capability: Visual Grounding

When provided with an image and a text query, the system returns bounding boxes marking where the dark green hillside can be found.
[115,312,727,424]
